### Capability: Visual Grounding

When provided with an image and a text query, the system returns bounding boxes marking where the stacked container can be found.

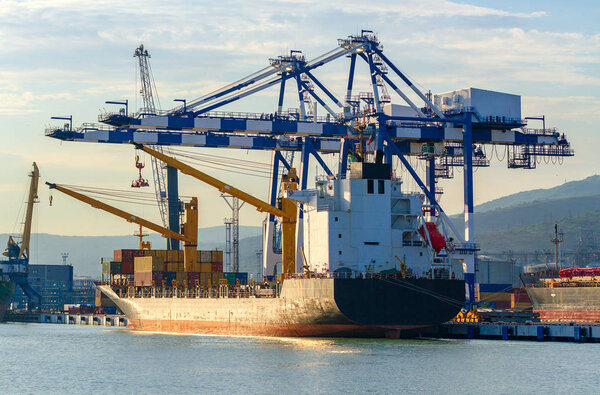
[105,248,231,288]
[134,256,165,287]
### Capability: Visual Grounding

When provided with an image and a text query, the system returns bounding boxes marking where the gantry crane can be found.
[133,44,182,251]
[46,183,199,271]
[135,144,299,275]
[45,30,575,302]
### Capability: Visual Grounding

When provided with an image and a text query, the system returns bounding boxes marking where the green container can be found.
[224,272,237,286]
[109,261,122,275]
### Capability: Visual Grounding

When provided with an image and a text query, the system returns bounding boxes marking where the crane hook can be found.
[49,194,53,206]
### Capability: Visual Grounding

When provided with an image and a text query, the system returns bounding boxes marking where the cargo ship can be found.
[50,149,467,338]
[99,277,463,338]
[526,267,600,323]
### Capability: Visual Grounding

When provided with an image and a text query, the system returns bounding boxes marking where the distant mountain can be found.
[450,194,600,236]
[473,175,600,213]
[477,211,600,253]
[1,225,261,279]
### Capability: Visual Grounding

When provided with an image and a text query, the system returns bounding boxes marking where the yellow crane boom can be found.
[135,144,298,275]
[46,182,200,272]
[17,162,40,260]
[136,144,285,218]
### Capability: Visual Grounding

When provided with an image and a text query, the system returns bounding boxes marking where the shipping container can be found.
[146,249,168,260]
[211,262,223,273]
[102,261,122,274]
[199,272,210,287]
[103,306,117,315]
[134,271,163,287]
[164,272,177,286]
[188,272,201,287]
[200,251,212,263]
[224,272,237,285]
[166,262,179,272]
[176,271,188,285]
[121,261,134,275]
[167,250,182,263]
[478,283,512,293]
[212,272,224,286]
[114,249,143,263]
[200,262,211,273]
[211,250,223,263]
[134,256,164,272]
[236,272,248,285]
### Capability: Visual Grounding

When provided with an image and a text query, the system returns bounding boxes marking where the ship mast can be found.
[551,224,563,268]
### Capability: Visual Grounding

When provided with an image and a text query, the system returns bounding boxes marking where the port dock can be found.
[423,322,600,342]
[5,311,128,327]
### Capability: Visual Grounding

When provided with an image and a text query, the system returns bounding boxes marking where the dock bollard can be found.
[536,326,545,340]
[501,326,509,340]
[574,326,582,342]
[467,325,474,339]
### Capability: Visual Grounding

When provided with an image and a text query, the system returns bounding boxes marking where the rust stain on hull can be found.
[130,318,425,338]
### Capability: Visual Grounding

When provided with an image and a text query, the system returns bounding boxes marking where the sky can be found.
[0,0,599,237]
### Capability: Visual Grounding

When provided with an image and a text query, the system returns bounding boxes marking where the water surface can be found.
[0,323,596,394]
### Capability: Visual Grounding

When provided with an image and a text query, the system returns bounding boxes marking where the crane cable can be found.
[11,178,30,235]
[166,148,273,179]
[57,184,194,207]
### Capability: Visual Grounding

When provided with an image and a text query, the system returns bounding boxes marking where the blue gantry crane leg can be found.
[462,113,476,303]
[166,165,180,250]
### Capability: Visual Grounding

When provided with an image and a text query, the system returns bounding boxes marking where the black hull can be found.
[334,278,465,326]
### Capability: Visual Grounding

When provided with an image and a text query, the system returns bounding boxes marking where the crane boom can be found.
[46,182,189,243]
[136,144,298,275]
[18,162,40,260]
[136,144,287,218]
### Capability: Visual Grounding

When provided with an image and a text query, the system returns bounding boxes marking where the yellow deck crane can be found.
[45,183,200,272]
[134,144,299,276]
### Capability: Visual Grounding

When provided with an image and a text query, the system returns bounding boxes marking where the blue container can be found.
[103,306,117,315]
[236,272,248,285]
[479,283,512,293]
[163,272,177,285]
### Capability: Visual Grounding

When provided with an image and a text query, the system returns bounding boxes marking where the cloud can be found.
[327,0,546,18]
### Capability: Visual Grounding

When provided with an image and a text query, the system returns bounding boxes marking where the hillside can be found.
[477,211,600,253]
[1,225,261,279]
[473,175,600,213]
[450,194,600,236]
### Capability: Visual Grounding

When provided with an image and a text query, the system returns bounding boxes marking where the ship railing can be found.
[281,271,416,281]
[110,283,280,299]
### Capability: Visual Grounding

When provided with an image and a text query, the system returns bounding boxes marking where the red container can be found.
[211,263,223,272]
[121,261,134,275]
[188,272,201,286]
[114,249,143,263]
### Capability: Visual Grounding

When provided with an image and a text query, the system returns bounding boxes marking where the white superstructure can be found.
[286,162,434,276]
[433,87,521,122]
